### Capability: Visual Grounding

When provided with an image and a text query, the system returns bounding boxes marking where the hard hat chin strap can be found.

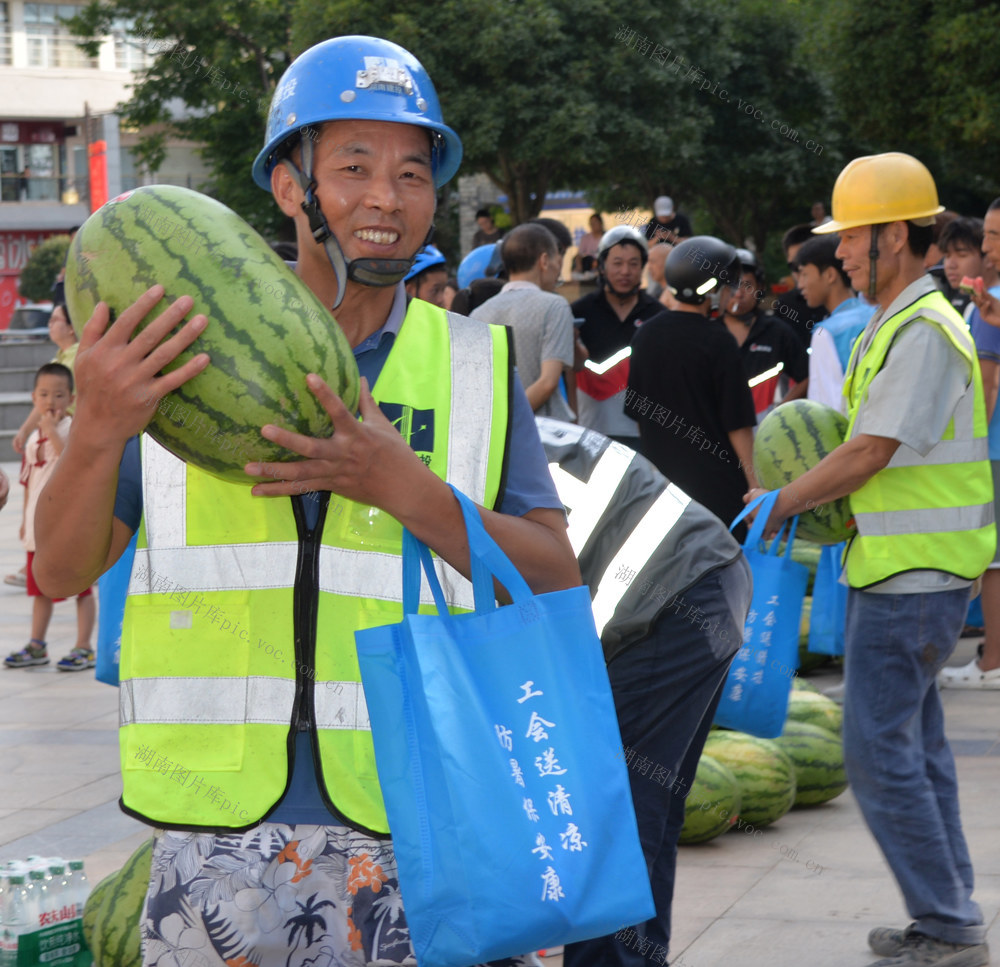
[868,224,880,303]
[282,135,423,310]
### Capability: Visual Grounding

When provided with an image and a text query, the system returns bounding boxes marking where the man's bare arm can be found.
[525,358,565,411]
[747,432,900,535]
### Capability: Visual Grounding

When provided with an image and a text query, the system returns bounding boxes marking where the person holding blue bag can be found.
[32,34,581,967]
[747,153,994,967]
[535,418,752,967]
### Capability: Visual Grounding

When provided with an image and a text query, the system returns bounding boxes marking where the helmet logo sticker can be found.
[356,57,415,95]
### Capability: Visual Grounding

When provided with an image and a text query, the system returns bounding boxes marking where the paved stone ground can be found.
[2,458,998,966]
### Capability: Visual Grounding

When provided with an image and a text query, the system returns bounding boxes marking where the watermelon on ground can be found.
[85,837,154,967]
[753,400,857,544]
[774,721,848,807]
[791,676,822,694]
[786,688,843,736]
[66,185,361,484]
[679,755,742,844]
[702,731,797,829]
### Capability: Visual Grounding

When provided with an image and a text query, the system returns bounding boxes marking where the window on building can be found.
[112,18,157,71]
[25,3,98,69]
[0,4,10,66]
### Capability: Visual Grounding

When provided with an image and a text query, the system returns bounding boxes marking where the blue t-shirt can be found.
[113,285,562,825]
[968,284,1000,459]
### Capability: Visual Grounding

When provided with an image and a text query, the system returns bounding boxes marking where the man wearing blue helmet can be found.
[403,243,449,306]
[33,34,578,967]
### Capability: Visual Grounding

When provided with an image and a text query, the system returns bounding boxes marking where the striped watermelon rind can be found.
[679,754,742,844]
[66,186,360,484]
[703,731,797,828]
[81,869,118,958]
[786,689,843,736]
[86,837,154,967]
[753,400,857,545]
[774,721,848,807]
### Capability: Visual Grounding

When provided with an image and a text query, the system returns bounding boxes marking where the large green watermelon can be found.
[753,400,857,544]
[786,688,843,735]
[83,837,153,967]
[703,731,797,828]
[774,721,848,807]
[678,754,742,844]
[66,185,360,484]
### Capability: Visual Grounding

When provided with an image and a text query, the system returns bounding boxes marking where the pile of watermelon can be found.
[679,681,846,844]
[82,838,152,967]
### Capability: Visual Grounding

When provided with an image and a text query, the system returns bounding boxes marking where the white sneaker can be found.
[938,657,1000,689]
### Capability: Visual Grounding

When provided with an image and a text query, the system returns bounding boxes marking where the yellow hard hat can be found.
[812,152,944,234]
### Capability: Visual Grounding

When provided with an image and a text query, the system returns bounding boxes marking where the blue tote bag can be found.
[807,541,847,656]
[95,530,138,687]
[715,491,809,738]
[355,486,654,967]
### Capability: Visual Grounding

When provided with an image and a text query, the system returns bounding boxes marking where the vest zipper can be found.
[291,493,330,733]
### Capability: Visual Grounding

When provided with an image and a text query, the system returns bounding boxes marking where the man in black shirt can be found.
[721,249,809,421]
[572,226,663,446]
[627,236,758,538]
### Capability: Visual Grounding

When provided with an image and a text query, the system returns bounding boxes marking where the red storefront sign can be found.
[0,120,64,144]
[89,140,108,212]
[0,230,61,329]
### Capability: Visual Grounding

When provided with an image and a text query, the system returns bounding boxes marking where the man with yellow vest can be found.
[33,36,580,967]
[748,153,994,967]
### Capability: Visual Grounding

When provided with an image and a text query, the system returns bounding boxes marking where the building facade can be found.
[0,1,209,327]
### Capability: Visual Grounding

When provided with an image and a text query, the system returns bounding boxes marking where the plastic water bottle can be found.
[0,875,28,967]
[66,861,89,914]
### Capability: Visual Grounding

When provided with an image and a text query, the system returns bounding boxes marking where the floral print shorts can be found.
[141,823,542,967]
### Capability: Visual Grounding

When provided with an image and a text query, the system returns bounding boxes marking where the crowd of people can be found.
[2,29,997,967]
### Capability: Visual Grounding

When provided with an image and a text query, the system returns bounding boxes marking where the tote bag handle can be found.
[402,485,534,616]
[730,490,800,557]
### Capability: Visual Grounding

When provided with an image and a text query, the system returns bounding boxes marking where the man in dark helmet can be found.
[626,236,758,539]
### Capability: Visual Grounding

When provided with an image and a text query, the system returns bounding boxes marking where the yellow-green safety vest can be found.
[842,288,995,588]
[119,300,512,835]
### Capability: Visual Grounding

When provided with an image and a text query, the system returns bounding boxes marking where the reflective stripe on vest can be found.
[590,483,691,636]
[843,289,995,587]
[120,301,510,833]
[549,444,636,554]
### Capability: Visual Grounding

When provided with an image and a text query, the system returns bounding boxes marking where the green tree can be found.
[812,0,1000,211]
[67,0,294,235]
[293,0,695,225]
[19,236,71,302]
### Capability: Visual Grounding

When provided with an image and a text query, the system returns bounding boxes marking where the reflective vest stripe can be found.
[886,438,987,468]
[143,438,187,548]
[120,677,372,730]
[129,543,298,594]
[128,533,476,610]
[120,676,297,726]
[314,681,370,731]
[555,445,635,555]
[852,503,993,537]
[590,483,692,636]
[446,313,496,503]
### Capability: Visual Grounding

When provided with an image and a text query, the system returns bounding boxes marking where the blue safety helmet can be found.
[252,35,462,191]
[457,243,504,290]
[404,244,447,282]
[251,36,462,309]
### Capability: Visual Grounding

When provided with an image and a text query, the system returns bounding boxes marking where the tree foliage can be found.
[19,236,72,303]
[812,0,1000,211]
[67,0,294,235]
